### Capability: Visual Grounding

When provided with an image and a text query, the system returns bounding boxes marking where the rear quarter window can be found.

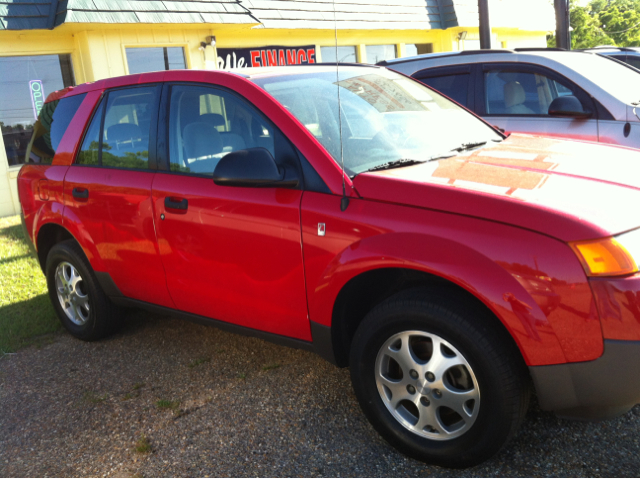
[26,93,86,164]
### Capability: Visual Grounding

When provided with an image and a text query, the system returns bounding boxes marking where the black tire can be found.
[45,240,121,341]
[349,288,530,468]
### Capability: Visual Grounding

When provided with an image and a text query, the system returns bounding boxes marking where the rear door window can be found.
[415,74,470,108]
[26,93,86,164]
[76,86,160,169]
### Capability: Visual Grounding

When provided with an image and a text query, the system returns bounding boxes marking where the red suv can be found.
[18,65,640,468]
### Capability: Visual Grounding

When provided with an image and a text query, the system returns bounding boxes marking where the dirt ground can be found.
[1,310,639,477]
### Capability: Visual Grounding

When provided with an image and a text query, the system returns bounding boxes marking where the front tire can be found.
[46,240,121,341]
[349,288,529,468]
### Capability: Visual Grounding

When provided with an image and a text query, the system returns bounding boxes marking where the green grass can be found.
[262,363,280,371]
[0,215,60,353]
[83,391,107,404]
[156,399,180,413]
[188,357,210,368]
[134,434,152,454]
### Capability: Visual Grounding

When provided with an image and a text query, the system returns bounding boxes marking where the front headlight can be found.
[570,228,640,277]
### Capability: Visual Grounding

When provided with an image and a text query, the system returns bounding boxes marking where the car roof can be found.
[580,46,640,54]
[228,63,381,79]
[378,48,595,67]
[65,64,381,97]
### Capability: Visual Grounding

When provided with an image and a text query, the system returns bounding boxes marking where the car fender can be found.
[59,206,106,272]
[310,231,568,367]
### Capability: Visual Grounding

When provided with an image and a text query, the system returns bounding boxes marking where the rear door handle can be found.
[164,196,188,211]
[72,187,89,200]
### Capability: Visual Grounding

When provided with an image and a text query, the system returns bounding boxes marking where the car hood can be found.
[353,134,640,241]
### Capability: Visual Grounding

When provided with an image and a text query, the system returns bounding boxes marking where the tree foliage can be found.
[548,0,640,48]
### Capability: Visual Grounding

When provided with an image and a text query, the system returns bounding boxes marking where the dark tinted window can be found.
[624,57,640,69]
[27,93,86,164]
[75,87,158,169]
[419,74,470,107]
[102,88,157,169]
[76,100,104,166]
[168,85,274,176]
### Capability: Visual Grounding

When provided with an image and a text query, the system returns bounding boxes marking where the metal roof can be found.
[243,0,451,31]
[0,0,553,31]
[54,0,257,26]
[0,1,52,30]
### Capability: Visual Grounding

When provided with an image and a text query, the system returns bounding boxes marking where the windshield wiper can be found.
[365,159,425,172]
[453,141,488,152]
[363,153,456,173]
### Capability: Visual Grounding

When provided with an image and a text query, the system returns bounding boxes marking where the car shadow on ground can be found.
[1,309,639,477]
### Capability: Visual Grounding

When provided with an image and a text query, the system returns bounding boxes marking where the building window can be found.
[320,46,357,63]
[405,44,434,57]
[0,54,75,167]
[126,47,186,74]
[365,45,397,64]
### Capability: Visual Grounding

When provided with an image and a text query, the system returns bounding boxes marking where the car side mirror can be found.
[213,148,299,188]
[548,95,592,119]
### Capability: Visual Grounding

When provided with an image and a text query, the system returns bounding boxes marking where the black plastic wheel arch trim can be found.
[95,271,123,297]
[310,320,338,365]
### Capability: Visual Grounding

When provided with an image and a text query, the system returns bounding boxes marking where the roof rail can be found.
[582,45,621,50]
[376,49,515,67]
[513,47,567,52]
[314,62,380,68]
[458,49,513,56]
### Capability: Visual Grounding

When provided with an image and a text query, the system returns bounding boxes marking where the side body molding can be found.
[301,192,602,367]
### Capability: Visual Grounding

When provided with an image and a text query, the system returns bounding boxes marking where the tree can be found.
[547,0,640,48]
[570,1,616,48]
[597,0,640,46]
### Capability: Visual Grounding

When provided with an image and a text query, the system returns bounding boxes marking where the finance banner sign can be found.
[216,45,316,69]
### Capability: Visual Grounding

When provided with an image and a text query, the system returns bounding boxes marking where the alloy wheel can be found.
[375,330,480,440]
[55,261,90,325]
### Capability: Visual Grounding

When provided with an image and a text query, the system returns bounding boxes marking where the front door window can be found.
[168,85,275,176]
[484,69,589,116]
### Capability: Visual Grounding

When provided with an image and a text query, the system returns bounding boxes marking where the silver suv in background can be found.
[580,46,640,69]
[379,49,640,149]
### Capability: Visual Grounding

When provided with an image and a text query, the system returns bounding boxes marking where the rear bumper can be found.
[529,339,640,420]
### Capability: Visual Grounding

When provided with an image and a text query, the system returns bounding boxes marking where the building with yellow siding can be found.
[0,0,554,217]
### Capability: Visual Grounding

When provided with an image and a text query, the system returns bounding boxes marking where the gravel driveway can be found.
[1,309,639,477]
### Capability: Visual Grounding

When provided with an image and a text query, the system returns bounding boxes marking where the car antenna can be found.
[333,0,349,211]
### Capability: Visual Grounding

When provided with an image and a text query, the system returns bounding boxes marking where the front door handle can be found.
[164,196,188,211]
[72,187,89,200]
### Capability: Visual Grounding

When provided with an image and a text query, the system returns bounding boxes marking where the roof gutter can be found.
[48,0,60,30]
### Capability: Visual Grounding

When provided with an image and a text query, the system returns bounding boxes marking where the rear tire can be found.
[46,240,121,341]
[349,288,529,468]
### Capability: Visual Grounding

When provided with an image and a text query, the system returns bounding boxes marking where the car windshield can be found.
[559,53,640,105]
[251,67,502,176]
